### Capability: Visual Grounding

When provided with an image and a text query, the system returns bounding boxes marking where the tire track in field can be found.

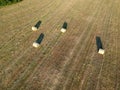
[64,32,96,90]
[83,3,109,90]
[115,2,120,89]
[113,1,120,89]
[95,1,115,89]
[83,1,113,89]
[82,2,112,89]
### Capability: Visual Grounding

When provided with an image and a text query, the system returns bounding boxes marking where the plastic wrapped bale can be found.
[32,21,42,31]
[33,33,44,48]
[61,22,67,33]
[33,42,40,48]
[96,36,105,55]
[98,49,105,55]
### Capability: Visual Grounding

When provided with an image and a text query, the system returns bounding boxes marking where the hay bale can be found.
[61,28,66,33]
[32,26,38,31]
[96,36,105,55]
[32,33,44,48]
[98,49,105,55]
[32,21,42,31]
[61,22,67,33]
[33,42,40,48]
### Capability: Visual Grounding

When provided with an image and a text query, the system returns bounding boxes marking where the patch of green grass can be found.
[0,0,22,6]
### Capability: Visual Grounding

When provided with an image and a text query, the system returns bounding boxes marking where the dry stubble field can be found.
[0,0,120,90]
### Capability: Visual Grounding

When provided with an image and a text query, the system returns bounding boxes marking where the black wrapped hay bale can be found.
[33,33,44,48]
[96,36,105,55]
[61,22,67,33]
[32,21,42,31]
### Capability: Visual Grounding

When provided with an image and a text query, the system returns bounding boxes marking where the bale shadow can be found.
[36,33,44,44]
[34,20,42,29]
[96,36,103,51]
[62,22,67,29]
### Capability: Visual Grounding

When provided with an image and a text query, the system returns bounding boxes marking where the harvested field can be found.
[0,0,120,90]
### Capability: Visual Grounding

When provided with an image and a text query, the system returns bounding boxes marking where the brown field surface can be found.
[0,0,120,90]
